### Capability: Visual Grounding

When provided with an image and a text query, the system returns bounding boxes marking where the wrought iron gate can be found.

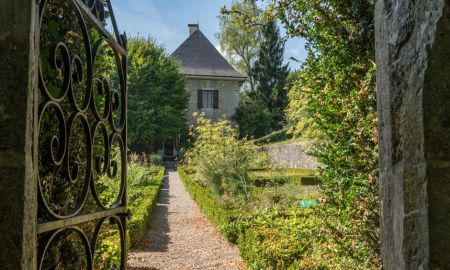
[36,0,128,269]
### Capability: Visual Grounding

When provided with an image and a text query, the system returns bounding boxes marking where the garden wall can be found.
[258,143,317,169]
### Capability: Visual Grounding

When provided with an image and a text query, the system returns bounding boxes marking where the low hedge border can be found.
[128,166,165,247]
[177,167,238,242]
[177,167,326,269]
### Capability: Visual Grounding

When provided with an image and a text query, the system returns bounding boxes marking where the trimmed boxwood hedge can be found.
[177,167,239,242]
[128,166,165,247]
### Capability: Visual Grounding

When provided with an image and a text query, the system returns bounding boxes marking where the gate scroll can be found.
[37,0,128,269]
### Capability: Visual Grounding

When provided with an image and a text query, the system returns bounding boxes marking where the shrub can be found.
[184,113,256,198]
[127,163,165,246]
[94,158,165,269]
[180,165,377,269]
[148,153,163,166]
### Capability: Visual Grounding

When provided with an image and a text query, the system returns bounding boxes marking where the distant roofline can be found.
[172,28,245,79]
[185,74,247,81]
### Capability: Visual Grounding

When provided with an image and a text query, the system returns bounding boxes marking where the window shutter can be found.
[213,90,219,109]
[197,89,203,109]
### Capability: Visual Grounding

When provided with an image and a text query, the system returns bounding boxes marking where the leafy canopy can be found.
[234,18,290,138]
[127,37,189,148]
[217,0,261,91]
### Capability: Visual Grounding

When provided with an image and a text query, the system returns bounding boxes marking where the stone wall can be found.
[258,143,318,169]
[0,0,38,268]
[185,77,241,123]
[376,1,450,269]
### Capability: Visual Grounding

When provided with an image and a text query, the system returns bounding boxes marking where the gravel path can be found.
[127,168,245,270]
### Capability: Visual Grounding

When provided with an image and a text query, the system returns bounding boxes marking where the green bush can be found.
[184,113,256,198]
[94,158,165,269]
[127,162,165,246]
[148,153,163,167]
[180,166,376,269]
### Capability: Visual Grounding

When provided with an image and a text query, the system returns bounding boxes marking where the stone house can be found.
[159,24,246,158]
[172,24,246,123]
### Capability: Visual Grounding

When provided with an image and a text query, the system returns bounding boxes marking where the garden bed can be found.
[177,166,326,269]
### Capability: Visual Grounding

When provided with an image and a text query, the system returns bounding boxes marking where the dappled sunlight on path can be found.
[127,169,244,270]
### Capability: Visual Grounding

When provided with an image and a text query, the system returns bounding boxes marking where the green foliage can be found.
[225,1,380,267]
[127,37,189,150]
[127,159,165,246]
[94,157,165,269]
[248,167,317,187]
[234,18,290,138]
[148,153,163,167]
[284,70,317,139]
[251,20,290,130]
[272,1,379,266]
[217,0,261,91]
[184,113,257,198]
[179,167,380,269]
[234,93,272,138]
[178,167,238,241]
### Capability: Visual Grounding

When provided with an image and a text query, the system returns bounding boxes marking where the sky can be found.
[110,0,307,70]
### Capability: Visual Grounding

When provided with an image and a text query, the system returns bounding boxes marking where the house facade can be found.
[158,24,246,159]
[172,24,246,123]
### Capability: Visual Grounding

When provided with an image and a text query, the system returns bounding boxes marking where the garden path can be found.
[127,168,244,270]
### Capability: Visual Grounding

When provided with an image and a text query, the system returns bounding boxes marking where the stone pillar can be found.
[0,0,37,269]
[376,1,450,269]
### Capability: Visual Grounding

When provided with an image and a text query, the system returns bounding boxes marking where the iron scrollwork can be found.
[37,0,128,269]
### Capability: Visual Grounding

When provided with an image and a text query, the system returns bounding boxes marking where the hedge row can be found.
[178,167,315,269]
[177,167,238,241]
[128,166,165,247]
[178,167,355,269]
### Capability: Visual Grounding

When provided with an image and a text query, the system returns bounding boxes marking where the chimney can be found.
[188,24,199,35]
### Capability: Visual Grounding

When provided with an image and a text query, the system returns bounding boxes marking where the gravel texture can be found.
[127,169,245,270]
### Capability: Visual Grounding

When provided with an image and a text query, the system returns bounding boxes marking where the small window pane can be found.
[202,90,214,108]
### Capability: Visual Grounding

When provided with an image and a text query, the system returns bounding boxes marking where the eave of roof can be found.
[185,74,247,81]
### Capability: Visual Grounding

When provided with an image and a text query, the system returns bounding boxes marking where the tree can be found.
[234,93,272,138]
[251,20,289,131]
[127,37,189,153]
[217,0,261,91]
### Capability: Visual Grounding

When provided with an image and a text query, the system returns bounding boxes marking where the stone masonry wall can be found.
[376,1,449,269]
[258,143,318,169]
[185,78,241,123]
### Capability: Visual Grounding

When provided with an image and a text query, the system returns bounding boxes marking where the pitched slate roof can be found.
[172,29,246,80]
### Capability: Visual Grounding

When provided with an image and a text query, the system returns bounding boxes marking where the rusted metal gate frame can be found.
[36,0,128,269]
